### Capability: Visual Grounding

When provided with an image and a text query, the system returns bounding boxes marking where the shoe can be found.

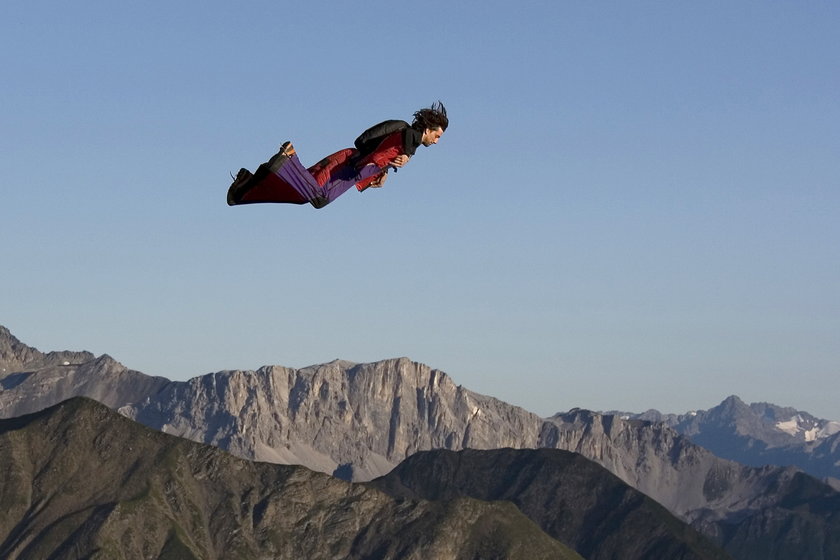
[280,141,295,157]
[227,168,253,206]
[267,141,296,173]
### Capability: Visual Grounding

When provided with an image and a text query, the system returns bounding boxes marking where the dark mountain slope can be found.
[0,398,580,560]
[371,448,732,560]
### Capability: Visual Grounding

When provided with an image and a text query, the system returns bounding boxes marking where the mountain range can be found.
[2,325,838,559]
[607,395,840,483]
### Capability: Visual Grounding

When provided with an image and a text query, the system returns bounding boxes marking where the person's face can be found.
[422,127,444,146]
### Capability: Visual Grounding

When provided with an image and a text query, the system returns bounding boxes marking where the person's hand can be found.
[369,172,388,188]
[391,154,410,167]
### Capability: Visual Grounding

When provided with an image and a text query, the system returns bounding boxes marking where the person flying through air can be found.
[227,102,448,209]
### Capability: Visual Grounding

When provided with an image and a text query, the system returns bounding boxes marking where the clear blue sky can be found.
[3,2,839,419]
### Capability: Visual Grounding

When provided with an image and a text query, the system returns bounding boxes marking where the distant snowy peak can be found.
[602,396,840,481]
[751,402,839,443]
[607,395,838,444]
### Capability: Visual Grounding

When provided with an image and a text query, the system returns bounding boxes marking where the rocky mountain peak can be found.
[0,325,41,372]
[0,325,97,374]
[714,395,750,417]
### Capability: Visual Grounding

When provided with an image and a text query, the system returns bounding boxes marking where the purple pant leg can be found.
[275,154,323,201]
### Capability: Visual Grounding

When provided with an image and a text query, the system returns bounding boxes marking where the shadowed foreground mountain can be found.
[371,448,732,560]
[374,448,840,560]
[3,326,839,559]
[0,398,580,560]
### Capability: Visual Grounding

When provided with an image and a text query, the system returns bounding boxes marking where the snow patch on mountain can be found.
[774,415,839,442]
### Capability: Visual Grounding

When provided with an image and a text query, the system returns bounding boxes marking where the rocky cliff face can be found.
[120,358,544,481]
[0,398,579,560]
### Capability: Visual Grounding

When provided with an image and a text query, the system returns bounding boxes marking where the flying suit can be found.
[227,120,423,209]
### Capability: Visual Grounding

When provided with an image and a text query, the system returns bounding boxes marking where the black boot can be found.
[227,168,254,206]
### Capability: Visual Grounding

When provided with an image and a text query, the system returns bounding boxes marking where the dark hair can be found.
[412,101,448,132]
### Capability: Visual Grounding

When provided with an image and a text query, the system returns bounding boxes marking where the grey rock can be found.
[119,358,544,482]
[0,351,169,420]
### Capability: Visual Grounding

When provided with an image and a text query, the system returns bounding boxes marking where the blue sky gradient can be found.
[3,2,839,418]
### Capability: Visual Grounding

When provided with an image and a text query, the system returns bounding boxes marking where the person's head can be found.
[412,101,448,146]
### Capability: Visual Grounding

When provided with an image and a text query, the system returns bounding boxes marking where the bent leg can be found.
[230,143,323,206]
[275,153,324,202]
[228,144,383,208]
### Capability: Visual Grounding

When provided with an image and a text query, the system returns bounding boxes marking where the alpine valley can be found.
[1,325,838,560]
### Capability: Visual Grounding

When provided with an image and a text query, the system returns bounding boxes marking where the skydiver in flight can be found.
[227,102,448,209]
